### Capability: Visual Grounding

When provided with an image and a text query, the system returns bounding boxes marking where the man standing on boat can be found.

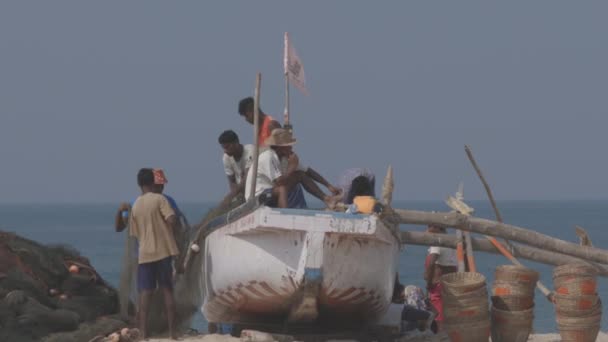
[218,130,254,204]
[238,97,281,147]
[245,128,341,208]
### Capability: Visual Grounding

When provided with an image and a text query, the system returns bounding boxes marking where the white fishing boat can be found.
[201,202,401,328]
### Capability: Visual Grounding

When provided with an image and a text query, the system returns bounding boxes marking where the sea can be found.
[1,200,606,333]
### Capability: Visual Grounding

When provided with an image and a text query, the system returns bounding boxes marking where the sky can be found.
[0,1,607,203]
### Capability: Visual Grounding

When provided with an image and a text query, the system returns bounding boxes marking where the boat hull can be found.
[202,207,400,326]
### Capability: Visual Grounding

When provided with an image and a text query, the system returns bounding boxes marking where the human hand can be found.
[287,153,299,171]
[328,185,341,196]
[118,202,131,212]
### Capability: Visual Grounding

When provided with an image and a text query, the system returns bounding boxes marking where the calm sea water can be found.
[1,200,606,333]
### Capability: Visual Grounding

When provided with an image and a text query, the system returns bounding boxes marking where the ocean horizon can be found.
[1,199,606,333]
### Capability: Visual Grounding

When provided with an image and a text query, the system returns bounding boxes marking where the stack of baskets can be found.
[553,263,602,342]
[490,265,538,342]
[440,272,490,342]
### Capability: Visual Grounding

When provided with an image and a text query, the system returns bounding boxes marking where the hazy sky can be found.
[1,1,607,203]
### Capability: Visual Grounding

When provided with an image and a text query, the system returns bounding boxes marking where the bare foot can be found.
[324,194,342,210]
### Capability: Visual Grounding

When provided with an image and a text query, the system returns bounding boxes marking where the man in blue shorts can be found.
[129,168,180,340]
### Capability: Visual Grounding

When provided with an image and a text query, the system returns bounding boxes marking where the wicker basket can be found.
[491,306,534,342]
[558,321,601,342]
[495,265,539,284]
[492,280,535,297]
[491,295,534,311]
[442,285,487,301]
[555,276,597,296]
[553,263,598,280]
[555,297,602,318]
[444,318,491,342]
[440,272,486,296]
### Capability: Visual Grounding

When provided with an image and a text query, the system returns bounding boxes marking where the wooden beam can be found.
[388,209,608,265]
[399,231,608,277]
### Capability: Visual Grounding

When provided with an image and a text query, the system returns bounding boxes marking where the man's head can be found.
[350,176,374,198]
[267,128,296,158]
[218,130,241,157]
[238,97,258,124]
[138,168,168,193]
[427,224,447,234]
[137,168,155,192]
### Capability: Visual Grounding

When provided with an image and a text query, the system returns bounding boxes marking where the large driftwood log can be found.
[399,231,608,277]
[389,209,608,265]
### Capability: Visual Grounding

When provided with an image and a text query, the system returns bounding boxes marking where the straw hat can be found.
[265,128,296,147]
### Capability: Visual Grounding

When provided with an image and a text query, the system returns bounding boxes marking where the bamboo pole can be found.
[249,73,262,201]
[389,209,608,265]
[455,230,466,272]
[464,145,552,298]
[399,231,608,277]
[464,231,477,272]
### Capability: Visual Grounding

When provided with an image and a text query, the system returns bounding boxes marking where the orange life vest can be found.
[259,115,275,146]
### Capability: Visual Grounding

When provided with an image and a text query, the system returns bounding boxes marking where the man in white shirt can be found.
[218,130,254,203]
[245,128,341,208]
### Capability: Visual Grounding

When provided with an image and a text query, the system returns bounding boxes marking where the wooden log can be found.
[399,231,608,277]
[388,209,608,265]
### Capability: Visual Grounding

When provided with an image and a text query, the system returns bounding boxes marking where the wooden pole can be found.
[249,73,262,201]
[456,230,466,272]
[399,231,608,277]
[389,209,608,265]
[464,145,552,298]
[464,231,477,272]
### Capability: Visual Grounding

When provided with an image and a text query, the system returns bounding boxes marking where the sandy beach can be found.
[146,331,608,342]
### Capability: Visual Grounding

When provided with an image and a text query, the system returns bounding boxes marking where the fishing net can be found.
[0,231,122,341]
[118,195,245,334]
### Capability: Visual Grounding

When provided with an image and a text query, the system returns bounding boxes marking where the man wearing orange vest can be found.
[238,97,281,147]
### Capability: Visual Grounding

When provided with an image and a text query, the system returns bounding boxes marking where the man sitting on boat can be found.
[218,130,253,205]
[338,168,376,205]
[238,97,281,147]
[244,128,341,209]
[345,175,383,214]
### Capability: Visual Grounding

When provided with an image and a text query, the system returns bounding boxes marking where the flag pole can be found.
[284,71,291,131]
[283,32,292,132]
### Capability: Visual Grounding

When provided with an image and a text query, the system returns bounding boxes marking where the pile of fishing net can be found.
[0,231,127,342]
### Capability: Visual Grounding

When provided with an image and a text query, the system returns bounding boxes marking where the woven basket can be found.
[491,306,534,342]
[554,263,598,280]
[491,295,534,311]
[554,294,599,311]
[445,318,491,342]
[495,265,539,284]
[558,321,601,342]
[440,272,486,296]
[443,285,487,301]
[443,298,490,323]
[557,311,602,325]
[554,276,597,296]
[555,297,602,318]
[492,280,535,297]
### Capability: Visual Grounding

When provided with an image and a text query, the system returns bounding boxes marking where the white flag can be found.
[284,32,308,95]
